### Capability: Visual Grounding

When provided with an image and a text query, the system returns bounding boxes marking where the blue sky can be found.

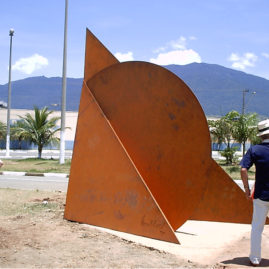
[0,0,269,84]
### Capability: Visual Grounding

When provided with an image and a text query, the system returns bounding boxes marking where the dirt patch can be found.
[0,189,205,268]
[1,188,268,268]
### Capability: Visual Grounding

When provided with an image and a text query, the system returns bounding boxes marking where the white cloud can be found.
[153,46,166,54]
[150,49,201,65]
[262,52,269,59]
[189,36,197,41]
[151,36,201,65]
[154,36,189,53]
[169,36,187,50]
[12,54,48,74]
[114,51,134,62]
[228,52,258,70]
[228,53,240,62]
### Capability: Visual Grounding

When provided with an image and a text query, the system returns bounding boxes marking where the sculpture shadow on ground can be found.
[221,257,269,267]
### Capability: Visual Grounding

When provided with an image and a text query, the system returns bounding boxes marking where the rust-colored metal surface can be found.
[64,29,255,244]
[86,61,211,231]
[64,82,178,243]
[190,159,253,223]
[83,30,119,81]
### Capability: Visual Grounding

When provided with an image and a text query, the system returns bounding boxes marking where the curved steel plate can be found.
[87,61,211,230]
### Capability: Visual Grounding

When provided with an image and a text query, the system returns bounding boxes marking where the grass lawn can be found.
[0,188,62,216]
[1,158,71,174]
[216,160,256,181]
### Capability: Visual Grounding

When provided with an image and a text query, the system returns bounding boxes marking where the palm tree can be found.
[17,106,61,158]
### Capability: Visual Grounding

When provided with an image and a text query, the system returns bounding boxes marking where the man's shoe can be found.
[250,257,260,266]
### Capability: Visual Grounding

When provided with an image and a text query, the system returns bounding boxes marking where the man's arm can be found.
[240,167,251,200]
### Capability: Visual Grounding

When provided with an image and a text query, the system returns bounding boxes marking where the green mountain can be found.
[0,76,82,111]
[165,63,269,117]
[0,62,268,116]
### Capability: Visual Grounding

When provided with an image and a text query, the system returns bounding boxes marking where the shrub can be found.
[220,147,239,164]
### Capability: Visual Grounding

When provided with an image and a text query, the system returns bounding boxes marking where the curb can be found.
[0,171,69,178]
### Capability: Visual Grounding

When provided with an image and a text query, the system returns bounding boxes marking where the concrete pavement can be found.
[0,149,237,160]
[0,174,68,192]
[88,220,255,266]
[0,170,68,177]
[0,149,73,159]
[0,169,252,193]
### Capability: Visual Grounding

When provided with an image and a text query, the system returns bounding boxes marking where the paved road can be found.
[235,179,254,191]
[0,174,68,192]
[0,173,253,193]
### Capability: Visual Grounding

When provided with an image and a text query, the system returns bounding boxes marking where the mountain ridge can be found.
[0,62,268,116]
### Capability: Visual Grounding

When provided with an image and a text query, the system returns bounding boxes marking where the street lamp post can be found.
[242,89,256,115]
[60,0,68,164]
[242,89,249,115]
[6,28,14,157]
[241,89,256,156]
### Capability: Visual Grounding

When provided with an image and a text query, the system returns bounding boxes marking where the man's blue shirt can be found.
[240,143,269,201]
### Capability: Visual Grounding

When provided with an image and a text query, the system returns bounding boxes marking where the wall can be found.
[0,108,77,150]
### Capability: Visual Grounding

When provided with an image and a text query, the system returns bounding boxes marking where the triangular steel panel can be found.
[65,83,179,244]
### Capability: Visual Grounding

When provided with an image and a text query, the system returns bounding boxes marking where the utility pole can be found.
[60,0,68,164]
[242,89,249,115]
[241,89,256,156]
[242,89,256,115]
[6,28,14,157]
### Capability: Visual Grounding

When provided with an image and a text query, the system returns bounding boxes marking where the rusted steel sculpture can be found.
[64,29,257,244]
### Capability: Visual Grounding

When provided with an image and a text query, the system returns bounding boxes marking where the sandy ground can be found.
[0,189,269,268]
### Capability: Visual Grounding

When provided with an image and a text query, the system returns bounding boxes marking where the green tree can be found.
[0,121,6,140]
[0,121,6,149]
[250,134,262,145]
[208,111,240,151]
[17,106,61,158]
[208,119,226,151]
[208,111,241,164]
[220,147,238,164]
[232,113,259,156]
[11,120,29,149]
[221,110,240,149]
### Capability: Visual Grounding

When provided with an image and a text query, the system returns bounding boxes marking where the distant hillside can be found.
[0,62,268,116]
[165,63,269,116]
[0,76,83,111]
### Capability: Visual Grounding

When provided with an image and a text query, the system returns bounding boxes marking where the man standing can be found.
[240,119,269,266]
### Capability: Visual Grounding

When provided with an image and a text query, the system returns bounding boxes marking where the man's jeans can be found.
[250,198,269,262]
